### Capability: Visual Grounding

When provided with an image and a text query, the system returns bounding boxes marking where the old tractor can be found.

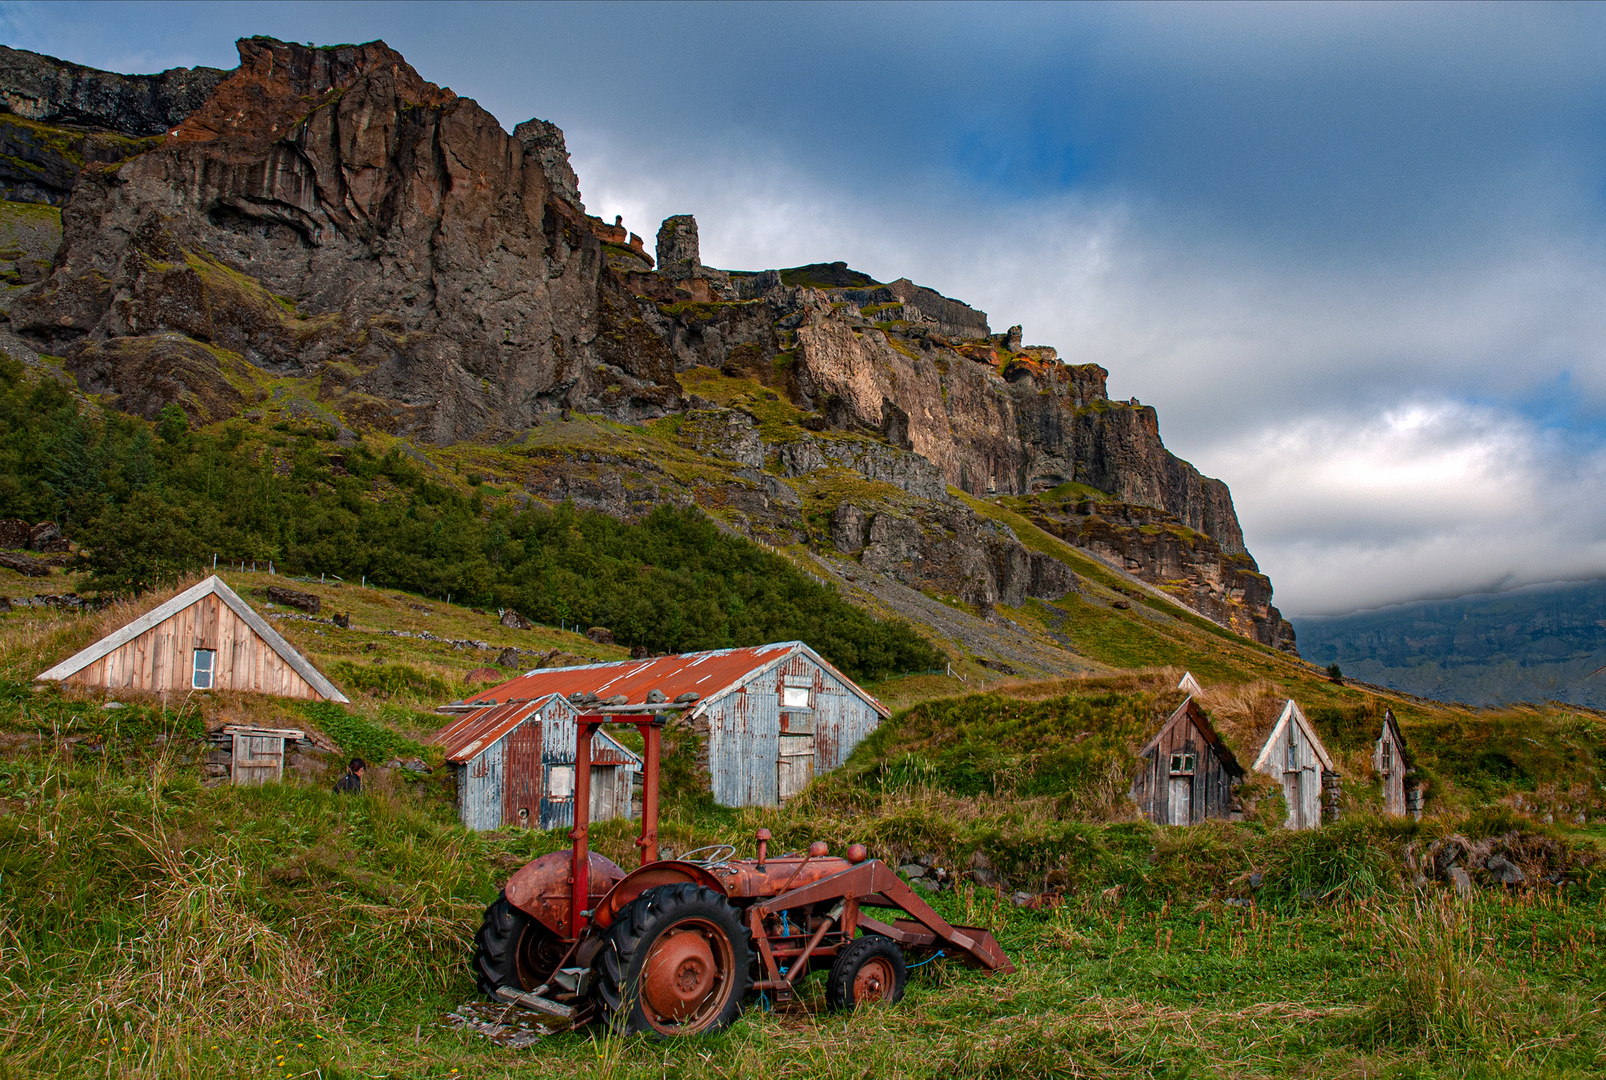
[472,711,1014,1037]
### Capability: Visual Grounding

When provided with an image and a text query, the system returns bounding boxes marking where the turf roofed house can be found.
[456,641,890,808]
[35,575,348,703]
[430,693,640,831]
[1131,697,1244,825]
[1376,708,1422,819]
[1252,700,1340,830]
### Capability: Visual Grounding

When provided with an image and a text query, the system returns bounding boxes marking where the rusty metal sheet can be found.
[460,738,505,830]
[428,700,541,763]
[503,719,542,829]
[454,642,889,719]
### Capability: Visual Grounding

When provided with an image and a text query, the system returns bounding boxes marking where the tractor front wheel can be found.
[597,883,752,1037]
[472,893,565,999]
[826,934,907,1010]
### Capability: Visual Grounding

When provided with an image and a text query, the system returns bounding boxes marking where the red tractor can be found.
[473,711,1014,1037]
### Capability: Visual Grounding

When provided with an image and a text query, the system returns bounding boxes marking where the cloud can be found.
[11,1,1606,617]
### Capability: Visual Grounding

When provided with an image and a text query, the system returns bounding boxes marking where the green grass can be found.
[2,721,1604,1079]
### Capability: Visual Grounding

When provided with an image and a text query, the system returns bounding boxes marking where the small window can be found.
[1169,752,1195,775]
[1286,729,1300,771]
[782,686,810,709]
[1381,741,1393,772]
[546,763,575,798]
[192,649,216,690]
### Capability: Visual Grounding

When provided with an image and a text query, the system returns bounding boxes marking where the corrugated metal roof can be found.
[455,641,889,719]
[429,700,540,764]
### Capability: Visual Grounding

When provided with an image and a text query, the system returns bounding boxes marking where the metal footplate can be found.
[494,985,576,1020]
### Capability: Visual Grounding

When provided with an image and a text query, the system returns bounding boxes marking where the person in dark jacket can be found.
[334,757,366,794]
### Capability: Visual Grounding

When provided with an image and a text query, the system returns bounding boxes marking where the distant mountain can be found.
[1292,580,1606,707]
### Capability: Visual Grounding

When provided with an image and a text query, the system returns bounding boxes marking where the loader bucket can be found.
[858,871,1016,974]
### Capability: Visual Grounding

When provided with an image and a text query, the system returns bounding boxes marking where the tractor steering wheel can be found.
[679,844,738,866]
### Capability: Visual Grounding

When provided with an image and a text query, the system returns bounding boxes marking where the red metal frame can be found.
[570,712,663,938]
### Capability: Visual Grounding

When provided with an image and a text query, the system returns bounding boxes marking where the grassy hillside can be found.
[4,577,1606,1077]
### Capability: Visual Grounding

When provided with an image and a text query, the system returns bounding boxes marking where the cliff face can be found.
[12,37,682,440]
[0,37,1296,655]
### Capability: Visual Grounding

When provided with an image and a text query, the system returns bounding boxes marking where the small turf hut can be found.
[455,641,889,807]
[430,692,639,831]
[1131,697,1244,825]
[36,575,347,702]
[1375,708,1421,818]
[1251,699,1337,830]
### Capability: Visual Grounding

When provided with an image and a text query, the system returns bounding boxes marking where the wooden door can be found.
[231,733,283,786]
[1168,775,1192,824]
[590,766,617,822]
[777,735,815,800]
[1284,771,1306,829]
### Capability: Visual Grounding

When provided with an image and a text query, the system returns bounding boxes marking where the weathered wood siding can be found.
[1376,722,1407,817]
[1254,713,1326,830]
[1131,706,1237,825]
[65,594,322,698]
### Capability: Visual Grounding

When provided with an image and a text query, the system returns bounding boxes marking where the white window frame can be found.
[191,648,216,690]
[782,685,811,709]
[546,763,575,799]
[1168,752,1195,775]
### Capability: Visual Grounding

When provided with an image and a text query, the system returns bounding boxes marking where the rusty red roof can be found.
[429,699,539,763]
[455,641,888,718]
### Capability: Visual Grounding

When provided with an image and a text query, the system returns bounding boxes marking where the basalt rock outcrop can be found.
[0,37,1295,653]
[10,37,685,438]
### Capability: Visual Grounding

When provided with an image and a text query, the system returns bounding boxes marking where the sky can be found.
[3,0,1606,617]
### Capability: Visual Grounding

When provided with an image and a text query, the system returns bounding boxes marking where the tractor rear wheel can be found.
[826,934,907,1010]
[597,883,752,1037]
[472,893,565,999]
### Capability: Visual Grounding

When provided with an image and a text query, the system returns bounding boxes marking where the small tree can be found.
[1326,663,1344,685]
[80,490,200,597]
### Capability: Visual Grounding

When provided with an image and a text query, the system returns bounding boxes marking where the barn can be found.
[36,575,347,702]
[1130,697,1244,825]
[430,693,639,831]
[1250,699,1338,830]
[1375,708,1421,818]
[458,641,890,807]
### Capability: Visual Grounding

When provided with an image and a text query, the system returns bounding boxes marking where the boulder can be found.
[265,586,319,615]
[645,688,667,704]
[28,522,67,552]
[0,520,30,549]
[631,645,649,659]
[603,693,628,706]
[674,691,700,704]
[500,610,532,630]
[1486,855,1525,886]
[899,864,926,879]
[465,667,502,684]
[496,647,525,668]
[1446,865,1474,898]
[0,552,51,577]
[586,626,614,645]
[332,612,350,629]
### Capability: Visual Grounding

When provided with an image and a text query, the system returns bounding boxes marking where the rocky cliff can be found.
[0,37,1297,656]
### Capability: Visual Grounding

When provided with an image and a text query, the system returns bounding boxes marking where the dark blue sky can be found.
[7,1,1606,614]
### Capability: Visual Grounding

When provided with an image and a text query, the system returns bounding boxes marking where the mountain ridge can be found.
[0,35,1298,667]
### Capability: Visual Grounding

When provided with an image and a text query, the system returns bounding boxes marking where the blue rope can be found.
[908,949,946,969]
[757,991,772,1012]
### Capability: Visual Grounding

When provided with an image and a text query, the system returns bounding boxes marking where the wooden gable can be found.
[1376,709,1415,817]
[1250,700,1336,830]
[1131,697,1244,826]
[37,576,347,702]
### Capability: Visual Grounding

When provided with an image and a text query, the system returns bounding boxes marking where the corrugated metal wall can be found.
[460,734,506,830]
[540,696,578,829]
[703,649,884,808]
